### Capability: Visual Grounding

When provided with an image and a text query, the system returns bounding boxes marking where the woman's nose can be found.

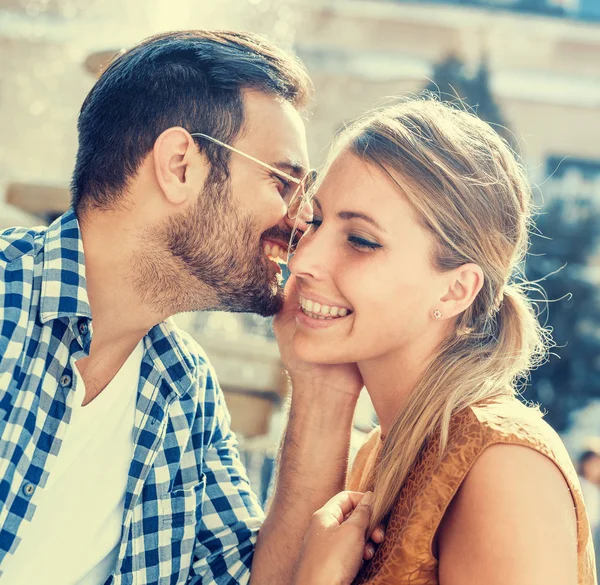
[288,228,325,280]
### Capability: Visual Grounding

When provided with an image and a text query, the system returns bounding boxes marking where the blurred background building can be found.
[1,0,599,507]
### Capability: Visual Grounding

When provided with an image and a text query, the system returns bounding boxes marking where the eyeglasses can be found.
[190,132,317,220]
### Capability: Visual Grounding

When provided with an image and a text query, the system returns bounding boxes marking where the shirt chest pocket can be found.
[159,476,206,530]
[156,475,206,581]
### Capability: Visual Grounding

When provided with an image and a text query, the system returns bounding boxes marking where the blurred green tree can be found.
[524,198,600,431]
[425,54,514,145]
[427,54,600,430]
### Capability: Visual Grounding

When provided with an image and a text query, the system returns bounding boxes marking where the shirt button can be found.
[22,483,35,497]
[78,321,89,336]
[60,374,72,388]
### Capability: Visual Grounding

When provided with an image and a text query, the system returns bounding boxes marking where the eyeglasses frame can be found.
[190,132,316,220]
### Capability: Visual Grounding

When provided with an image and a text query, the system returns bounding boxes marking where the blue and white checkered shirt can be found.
[0,210,264,584]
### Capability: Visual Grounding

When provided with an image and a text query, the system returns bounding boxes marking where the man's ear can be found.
[153,127,200,206]
[437,263,485,319]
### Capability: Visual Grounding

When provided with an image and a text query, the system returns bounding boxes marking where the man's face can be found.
[161,90,310,316]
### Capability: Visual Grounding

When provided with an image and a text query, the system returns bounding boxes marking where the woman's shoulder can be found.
[456,396,570,463]
[437,440,580,585]
[437,397,581,517]
[438,399,590,584]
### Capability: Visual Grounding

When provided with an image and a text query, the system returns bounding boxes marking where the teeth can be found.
[263,242,288,265]
[298,295,351,320]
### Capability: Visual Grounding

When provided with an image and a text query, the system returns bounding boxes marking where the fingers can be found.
[316,491,366,525]
[343,491,374,535]
[370,524,385,544]
[364,523,385,561]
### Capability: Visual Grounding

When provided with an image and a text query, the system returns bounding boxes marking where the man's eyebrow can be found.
[272,160,306,179]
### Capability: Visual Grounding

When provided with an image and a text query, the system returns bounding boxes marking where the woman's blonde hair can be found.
[330,97,549,532]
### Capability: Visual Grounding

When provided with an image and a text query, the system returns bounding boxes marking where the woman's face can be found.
[288,150,450,365]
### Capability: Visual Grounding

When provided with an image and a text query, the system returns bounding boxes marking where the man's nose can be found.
[282,199,313,235]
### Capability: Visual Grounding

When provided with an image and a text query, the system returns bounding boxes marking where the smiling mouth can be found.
[263,240,289,265]
[298,294,352,320]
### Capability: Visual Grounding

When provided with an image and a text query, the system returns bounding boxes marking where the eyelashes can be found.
[271,173,291,195]
[305,218,382,252]
[348,236,382,251]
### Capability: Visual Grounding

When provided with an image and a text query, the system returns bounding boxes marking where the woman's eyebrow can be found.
[312,198,386,233]
[338,211,386,233]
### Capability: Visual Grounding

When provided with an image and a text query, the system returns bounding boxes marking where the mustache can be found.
[261,226,301,250]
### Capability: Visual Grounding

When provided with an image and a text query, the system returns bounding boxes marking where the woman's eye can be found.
[306,218,323,230]
[348,235,382,251]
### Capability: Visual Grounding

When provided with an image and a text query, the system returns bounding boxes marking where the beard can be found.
[151,179,285,317]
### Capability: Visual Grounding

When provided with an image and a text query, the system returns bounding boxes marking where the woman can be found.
[277,98,596,584]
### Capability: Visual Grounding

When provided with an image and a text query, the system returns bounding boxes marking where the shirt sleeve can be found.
[187,366,265,585]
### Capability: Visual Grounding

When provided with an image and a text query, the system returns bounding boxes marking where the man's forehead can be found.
[239,90,309,172]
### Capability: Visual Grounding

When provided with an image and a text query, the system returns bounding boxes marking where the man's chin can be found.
[214,277,284,317]
[249,284,284,317]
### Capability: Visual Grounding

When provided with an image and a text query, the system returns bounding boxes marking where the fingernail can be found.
[378,528,385,540]
[362,491,374,505]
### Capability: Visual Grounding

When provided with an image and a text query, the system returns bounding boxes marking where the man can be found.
[0,31,366,584]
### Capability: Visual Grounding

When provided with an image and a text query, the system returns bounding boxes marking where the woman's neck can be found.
[358,339,439,438]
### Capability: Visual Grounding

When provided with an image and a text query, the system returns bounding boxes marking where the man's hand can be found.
[293,491,380,585]
[273,275,364,401]
[251,275,364,585]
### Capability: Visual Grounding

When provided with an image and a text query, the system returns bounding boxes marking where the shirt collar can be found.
[145,318,206,397]
[39,209,200,393]
[39,208,93,324]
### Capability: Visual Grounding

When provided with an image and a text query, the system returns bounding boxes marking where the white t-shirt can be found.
[2,341,143,585]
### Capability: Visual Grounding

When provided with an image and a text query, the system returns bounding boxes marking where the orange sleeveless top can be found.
[348,397,597,585]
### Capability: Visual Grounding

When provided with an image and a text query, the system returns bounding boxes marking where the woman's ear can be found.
[152,127,201,206]
[436,264,485,319]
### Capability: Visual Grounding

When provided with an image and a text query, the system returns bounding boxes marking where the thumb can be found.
[344,491,374,536]
[274,274,299,327]
[283,275,299,309]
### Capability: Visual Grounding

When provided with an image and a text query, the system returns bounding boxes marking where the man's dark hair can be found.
[71,30,313,213]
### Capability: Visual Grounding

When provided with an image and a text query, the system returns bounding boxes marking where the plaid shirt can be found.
[0,210,264,585]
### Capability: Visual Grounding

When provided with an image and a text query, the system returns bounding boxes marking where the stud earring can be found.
[433,309,442,320]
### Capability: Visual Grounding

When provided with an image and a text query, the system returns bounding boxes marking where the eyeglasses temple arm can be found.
[190,133,302,185]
